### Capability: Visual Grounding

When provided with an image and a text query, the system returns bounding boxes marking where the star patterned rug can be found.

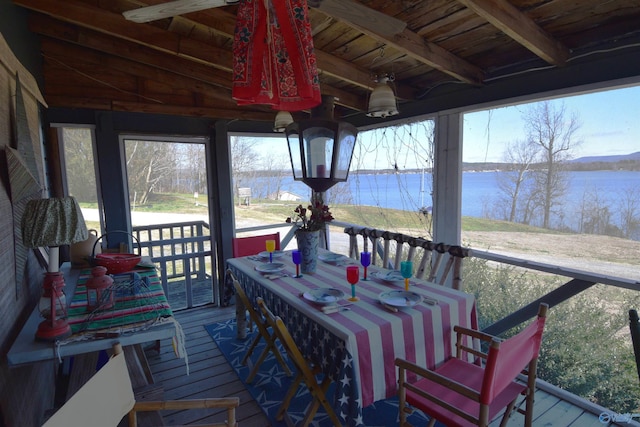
[205,318,437,427]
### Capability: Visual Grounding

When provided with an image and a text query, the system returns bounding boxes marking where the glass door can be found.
[121,135,214,309]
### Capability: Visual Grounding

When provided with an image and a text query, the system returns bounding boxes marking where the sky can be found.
[462,85,640,163]
[246,84,640,168]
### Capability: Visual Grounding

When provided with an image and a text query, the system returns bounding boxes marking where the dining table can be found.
[227,250,478,427]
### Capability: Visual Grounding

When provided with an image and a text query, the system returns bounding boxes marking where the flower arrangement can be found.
[286,202,333,232]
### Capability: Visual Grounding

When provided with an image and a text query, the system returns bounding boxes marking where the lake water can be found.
[274,170,640,231]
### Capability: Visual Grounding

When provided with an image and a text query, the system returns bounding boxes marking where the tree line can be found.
[490,101,639,239]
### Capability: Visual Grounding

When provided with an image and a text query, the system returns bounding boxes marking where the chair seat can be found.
[406,358,527,427]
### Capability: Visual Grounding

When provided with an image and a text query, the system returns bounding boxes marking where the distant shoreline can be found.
[353,159,640,174]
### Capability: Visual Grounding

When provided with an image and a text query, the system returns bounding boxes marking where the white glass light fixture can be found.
[367,75,399,118]
[273,110,294,132]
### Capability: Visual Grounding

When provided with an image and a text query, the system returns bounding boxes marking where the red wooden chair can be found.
[395,303,548,427]
[232,232,280,257]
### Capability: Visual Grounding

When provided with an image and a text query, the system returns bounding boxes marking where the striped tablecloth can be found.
[67,268,174,337]
[227,252,477,427]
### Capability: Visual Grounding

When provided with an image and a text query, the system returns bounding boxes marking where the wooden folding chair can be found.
[257,297,342,427]
[396,303,548,427]
[229,269,292,383]
[232,232,280,257]
[42,343,239,427]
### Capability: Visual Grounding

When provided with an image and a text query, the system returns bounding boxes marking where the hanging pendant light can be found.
[273,110,294,132]
[285,95,358,193]
[367,76,399,118]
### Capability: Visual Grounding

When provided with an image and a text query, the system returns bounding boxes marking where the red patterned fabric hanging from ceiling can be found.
[232,0,322,111]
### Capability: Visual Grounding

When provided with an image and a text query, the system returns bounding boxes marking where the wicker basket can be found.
[91,231,142,274]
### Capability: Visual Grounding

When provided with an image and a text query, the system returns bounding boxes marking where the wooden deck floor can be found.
[145,305,638,427]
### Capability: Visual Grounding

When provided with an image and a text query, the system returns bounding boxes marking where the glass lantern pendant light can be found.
[285,95,358,193]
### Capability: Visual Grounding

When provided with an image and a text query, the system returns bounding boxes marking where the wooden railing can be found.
[342,225,468,289]
[132,221,214,310]
[468,249,639,335]
[327,220,639,336]
[139,218,638,334]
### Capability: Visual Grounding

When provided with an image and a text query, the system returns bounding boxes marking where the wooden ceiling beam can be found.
[111,101,277,121]
[456,0,570,66]
[18,0,366,111]
[314,50,414,100]
[14,0,233,69]
[29,14,232,89]
[39,38,235,104]
[146,7,415,101]
[314,4,485,85]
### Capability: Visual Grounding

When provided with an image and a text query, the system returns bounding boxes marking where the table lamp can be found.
[21,196,88,341]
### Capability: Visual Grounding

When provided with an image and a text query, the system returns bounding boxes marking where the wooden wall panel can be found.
[0,32,55,427]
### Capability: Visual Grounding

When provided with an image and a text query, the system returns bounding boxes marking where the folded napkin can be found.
[321,303,352,314]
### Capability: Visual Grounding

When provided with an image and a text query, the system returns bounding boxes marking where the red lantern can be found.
[86,266,115,312]
[36,272,71,341]
[21,197,89,342]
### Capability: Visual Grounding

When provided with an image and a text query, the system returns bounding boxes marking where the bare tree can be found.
[579,186,614,235]
[125,140,177,206]
[618,187,640,239]
[326,181,353,205]
[230,136,260,204]
[62,128,97,202]
[254,150,287,199]
[184,143,206,194]
[523,101,581,228]
[497,139,538,222]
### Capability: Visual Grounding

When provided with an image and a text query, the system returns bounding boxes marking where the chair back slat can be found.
[261,300,342,426]
[415,250,431,280]
[229,270,255,333]
[382,236,391,268]
[437,257,455,286]
[348,233,359,259]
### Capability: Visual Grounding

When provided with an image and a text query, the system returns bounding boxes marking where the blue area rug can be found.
[205,318,437,427]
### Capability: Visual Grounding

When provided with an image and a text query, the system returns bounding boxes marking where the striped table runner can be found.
[67,268,173,336]
[227,252,477,426]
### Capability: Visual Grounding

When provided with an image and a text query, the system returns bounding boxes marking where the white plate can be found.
[318,252,346,263]
[372,270,405,283]
[259,250,284,259]
[302,288,345,305]
[379,290,423,307]
[255,262,285,273]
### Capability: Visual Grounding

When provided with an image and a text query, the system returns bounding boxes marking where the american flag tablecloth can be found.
[227,252,477,427]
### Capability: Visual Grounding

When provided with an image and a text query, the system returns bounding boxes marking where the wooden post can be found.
[629,309,640,383]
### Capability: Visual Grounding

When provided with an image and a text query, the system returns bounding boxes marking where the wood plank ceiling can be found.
[12,0,640,125]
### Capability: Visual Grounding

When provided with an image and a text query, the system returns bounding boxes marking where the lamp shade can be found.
[21,197,88,248]
[367,77,399,118]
